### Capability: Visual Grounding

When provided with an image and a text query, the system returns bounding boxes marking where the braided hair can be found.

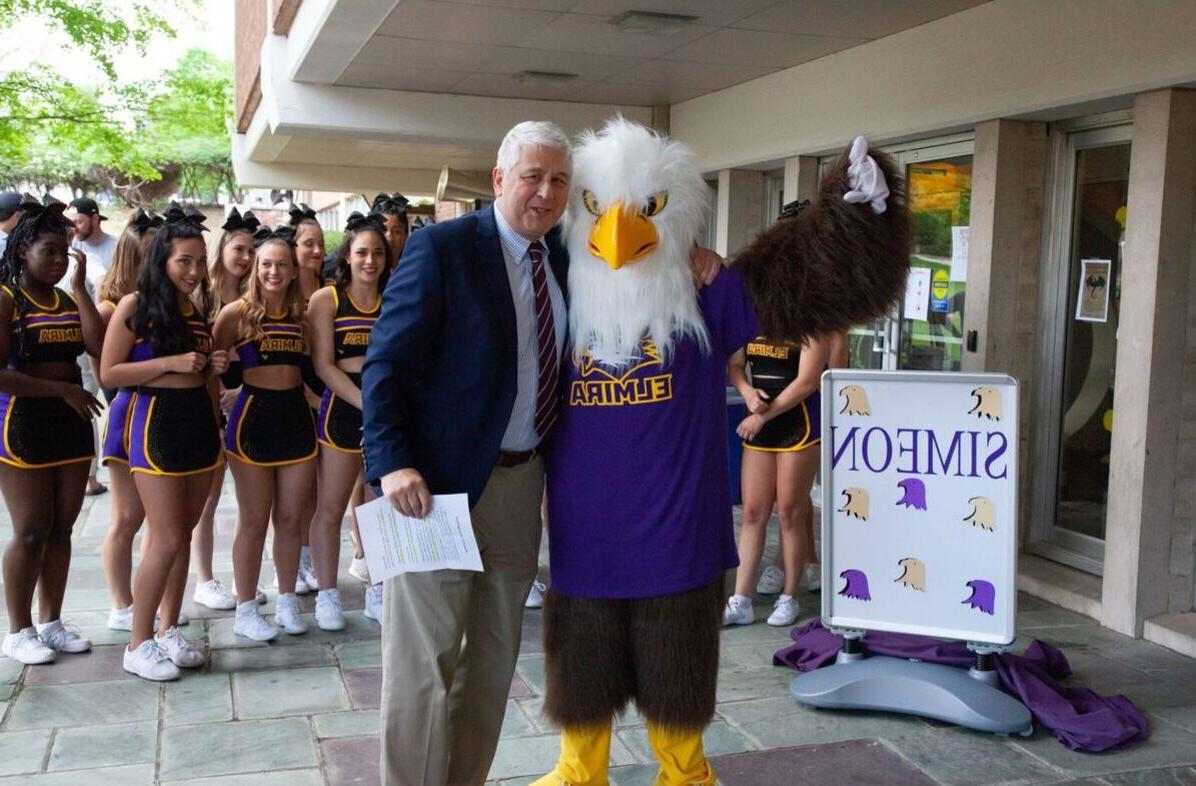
[128,205,210,357]
[0,195,73,360]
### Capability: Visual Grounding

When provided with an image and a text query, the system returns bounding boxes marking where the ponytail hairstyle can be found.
[238,225,304,342]
[333,211,393,290]
[128,204,210,357]
[98,208,163,304]
[0,194,73,360]
[208,207,260,315]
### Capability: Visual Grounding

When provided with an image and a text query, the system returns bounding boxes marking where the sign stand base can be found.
[790,654,1033,736]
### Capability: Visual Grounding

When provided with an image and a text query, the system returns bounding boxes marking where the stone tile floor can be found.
[0,470,1195,784]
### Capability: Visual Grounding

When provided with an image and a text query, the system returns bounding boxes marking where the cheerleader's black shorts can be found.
[224,384,317,466]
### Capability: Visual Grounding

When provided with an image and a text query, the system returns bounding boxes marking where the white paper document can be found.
[903,267,931,321]
[355,493,482,581]
[950,226,969,281]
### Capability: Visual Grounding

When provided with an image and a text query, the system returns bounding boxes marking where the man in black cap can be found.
[66,196,114,496]
[68,197,117,285]
[0,191,22,258]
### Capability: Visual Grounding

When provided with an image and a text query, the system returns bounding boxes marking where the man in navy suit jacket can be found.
[363,121,572,786]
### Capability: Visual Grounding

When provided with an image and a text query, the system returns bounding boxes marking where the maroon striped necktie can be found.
[529,241,558,439]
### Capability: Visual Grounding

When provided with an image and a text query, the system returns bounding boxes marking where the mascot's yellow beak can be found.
[588,204,659,270]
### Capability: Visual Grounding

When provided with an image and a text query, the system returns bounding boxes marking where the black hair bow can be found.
[288,203,317,226]
[222,207,261,234]
[370,192,409,214]
[162,202,209,230]
[344,211,385,232]
[131,208,165,232]
[778,199,810,220]
[12,194,70,231]
[252,224,297,246]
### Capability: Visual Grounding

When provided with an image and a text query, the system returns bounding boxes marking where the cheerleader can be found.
[288,202,324,594]
[99,206,227,680]
[190,208,259,612]
[370,192,409,268]
[97,208,164,631]
[214,227,316,641]
[0,196,103,665]
[306,212,391,630]
[723,333,828,628]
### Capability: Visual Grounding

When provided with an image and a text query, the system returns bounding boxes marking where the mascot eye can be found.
[582,190,601,217]
[644,191,668,216]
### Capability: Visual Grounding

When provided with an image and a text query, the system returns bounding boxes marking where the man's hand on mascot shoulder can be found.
[689,246,726,287]
[381,467,433,518]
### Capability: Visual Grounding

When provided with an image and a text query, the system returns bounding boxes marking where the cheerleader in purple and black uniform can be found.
[214,226,316,641]
[99,205,228,681]
[96,208,164,631]
[306,212,391,630]
[0,195,104,666]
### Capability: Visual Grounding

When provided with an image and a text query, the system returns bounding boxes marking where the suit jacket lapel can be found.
[475,207,518,361]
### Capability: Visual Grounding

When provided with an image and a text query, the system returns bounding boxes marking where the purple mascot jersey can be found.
[546,268,758,599]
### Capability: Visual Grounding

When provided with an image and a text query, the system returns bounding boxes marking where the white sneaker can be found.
[234,601,278,642]
[2,627,56,664]
[107,604,133,631]
[314,589,346,632]
[275,573,310,595]
[156,626,205,668]
[347,556,371,584]
[804,564,822,593]
[193,579,237,610]
[274,593,308,635]
[364,584,383,623]
[723,594,755,626]
[525,579,547,609]
[36,619,91,653]
[756,565,785,595]
[298,557,319,594]
[123,639,179,681]
[767,595,801,627]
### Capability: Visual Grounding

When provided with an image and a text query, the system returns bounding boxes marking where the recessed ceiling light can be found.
[514,70,579,83]
[610,10,698,36]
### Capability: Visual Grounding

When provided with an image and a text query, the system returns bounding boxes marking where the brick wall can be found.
[235,0,266,133]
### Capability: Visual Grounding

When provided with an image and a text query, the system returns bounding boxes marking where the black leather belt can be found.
[496,449,537,468]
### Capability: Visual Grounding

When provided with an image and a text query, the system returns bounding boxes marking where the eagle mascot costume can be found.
[535,117,909,786]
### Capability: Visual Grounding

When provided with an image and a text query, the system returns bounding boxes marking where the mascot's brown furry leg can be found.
[536,582,723,786]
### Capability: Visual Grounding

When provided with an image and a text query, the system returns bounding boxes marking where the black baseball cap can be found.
[68,197,109,221]
[0,191,20,220]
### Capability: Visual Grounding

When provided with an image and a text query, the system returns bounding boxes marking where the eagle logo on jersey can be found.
[569,340,674,407]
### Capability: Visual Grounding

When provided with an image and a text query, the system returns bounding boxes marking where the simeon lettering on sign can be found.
[831,425,1008,480]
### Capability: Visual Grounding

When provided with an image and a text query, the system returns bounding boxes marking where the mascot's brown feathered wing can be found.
[534,118,909,786]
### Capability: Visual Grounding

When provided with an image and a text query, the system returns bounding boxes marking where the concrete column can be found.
[783,156,820,203]
[714,169,765,258]
[651,105,670,135]
[962,120,1047,547]
[1101,88,1196,636]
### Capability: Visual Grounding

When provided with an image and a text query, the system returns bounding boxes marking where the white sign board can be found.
[821,370,1018,645]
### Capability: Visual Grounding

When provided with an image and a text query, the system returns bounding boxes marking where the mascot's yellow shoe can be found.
[647,724,718,786]
[531,722,613,786]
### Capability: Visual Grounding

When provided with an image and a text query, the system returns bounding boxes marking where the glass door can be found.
[1031,122,1131,574]
[820,137,973,371]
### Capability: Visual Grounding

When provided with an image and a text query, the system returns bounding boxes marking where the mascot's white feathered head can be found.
[564,117,710,367]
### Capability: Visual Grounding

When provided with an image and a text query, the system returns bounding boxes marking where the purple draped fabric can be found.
[773,620,1149,752]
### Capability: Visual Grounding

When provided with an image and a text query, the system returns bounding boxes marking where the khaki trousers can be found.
[380,457,544,786]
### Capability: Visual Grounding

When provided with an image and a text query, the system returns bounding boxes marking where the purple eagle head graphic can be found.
[963,580,995,615]
[838,569,871,601]
[896,478,927,510]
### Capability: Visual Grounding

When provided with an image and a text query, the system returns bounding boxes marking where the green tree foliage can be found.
[0,1,236,205]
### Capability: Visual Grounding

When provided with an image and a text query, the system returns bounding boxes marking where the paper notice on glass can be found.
[1075,259,1112,323]
[950,226,969,281]
[903,267,931,321]
[355,493,482,581]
